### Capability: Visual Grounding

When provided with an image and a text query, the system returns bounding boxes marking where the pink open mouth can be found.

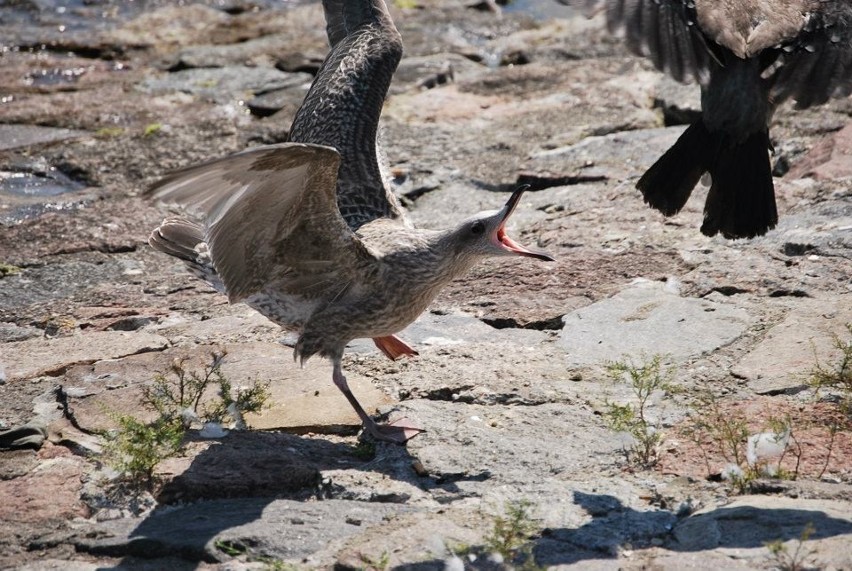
[494,187,555,262]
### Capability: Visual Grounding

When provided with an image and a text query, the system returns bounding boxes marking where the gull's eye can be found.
[470,221,486,236]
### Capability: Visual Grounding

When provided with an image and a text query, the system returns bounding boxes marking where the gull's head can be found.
[451,185,555,262]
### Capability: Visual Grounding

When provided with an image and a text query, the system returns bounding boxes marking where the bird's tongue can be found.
[494,185,555,262]
[496,224,555,261]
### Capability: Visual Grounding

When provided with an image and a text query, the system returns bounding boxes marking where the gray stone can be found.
[0,124,89,152]
[245,76,312,117]
[0,455,88,524]
[2,331,169,382]
[165,35,307,70]
[523,126,684,185]
[138,66,303,104]
[59,342,391,434]
[732,298,852,394]
[347,310,548,355]
[18,561,105,571]
[0,449,39,480]
[391,53,487,94]
[154,432,327,504]
[558,279,753,365]
[674,496,852,557]
[0,322,41,343]
[2,2,852,570]
[76,498,410,563]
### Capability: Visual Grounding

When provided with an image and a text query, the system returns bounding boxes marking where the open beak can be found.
[493,185,555,262]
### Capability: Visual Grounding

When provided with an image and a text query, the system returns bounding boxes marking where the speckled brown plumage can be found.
[288,0,406,231]
[147,0,554,443]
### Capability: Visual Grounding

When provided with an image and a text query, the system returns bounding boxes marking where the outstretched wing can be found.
[563,0,714,83]
[769,1,852,108]
[568,0,851,106]
[147,143,376,303]
[322,0,392,49]
[289,0,405,231]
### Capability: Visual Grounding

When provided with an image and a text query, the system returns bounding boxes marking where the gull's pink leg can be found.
[332,360,423,444]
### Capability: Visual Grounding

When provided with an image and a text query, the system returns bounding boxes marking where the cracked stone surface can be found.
[1,1,851,570]
[558,279,754,366]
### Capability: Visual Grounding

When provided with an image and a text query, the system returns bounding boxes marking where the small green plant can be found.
[685,393,801,493]
[761,415,801,480]
[103,350,270,487]
[143,122,162,137]
[0,262,21,277]
[215,539,248,557]
[103,414,184,488]
[485,500,541,569]
[143,349,270,429]
[810,324,852,416]
[202,371,270,428]
[765,522,817,571]
[808,325,851,479]
[356,550,390,571]
[603,354,676,467]
[687,391,750,470]
[95,126,124,138]
[143,352,225,425]
[352,440,377,460]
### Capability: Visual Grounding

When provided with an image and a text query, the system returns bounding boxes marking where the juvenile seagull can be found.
[147,0,554,443]
[565,0,852,238]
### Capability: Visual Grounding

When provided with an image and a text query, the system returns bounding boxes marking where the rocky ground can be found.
[1,1,851,569]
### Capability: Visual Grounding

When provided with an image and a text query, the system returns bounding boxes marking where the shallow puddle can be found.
[0,165,89,224]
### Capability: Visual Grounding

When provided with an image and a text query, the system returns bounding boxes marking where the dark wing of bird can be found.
[559,0,716,84]
[147,143,376,303]
[769,1,852,108]
[289,0,405,231]
[322,0,389,48]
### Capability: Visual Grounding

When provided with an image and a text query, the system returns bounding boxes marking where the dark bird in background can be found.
[564,0,852,238]
[146,0,554,443]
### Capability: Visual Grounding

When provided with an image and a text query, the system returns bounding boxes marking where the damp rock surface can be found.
[1,1,851,570]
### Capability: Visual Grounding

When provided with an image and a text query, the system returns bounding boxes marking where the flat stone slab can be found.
[0,453,88,524]
[558,280,753,366]
[522,126,685,183]
[673,496,852,569]
[0,124,88,152]
[732,298,852,394]
[347,310,548,355]
[2,331,169,382]
[229,343,393,432]
[789,122,852,181]
[139,66,303,103]
[76,498,409,564]
[156,432,324,503]
[61,342,390,433]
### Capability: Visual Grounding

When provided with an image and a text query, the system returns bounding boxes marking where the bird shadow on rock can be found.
[155,430,369,504]
[85,429,428,568]
[531,490,852,568]
[153,428,480,505]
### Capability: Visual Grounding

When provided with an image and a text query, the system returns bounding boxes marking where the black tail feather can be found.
[637,121,716,216]
[700,130,777,239]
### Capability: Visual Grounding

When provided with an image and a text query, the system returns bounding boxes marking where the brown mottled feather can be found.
[147,143,375,303]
